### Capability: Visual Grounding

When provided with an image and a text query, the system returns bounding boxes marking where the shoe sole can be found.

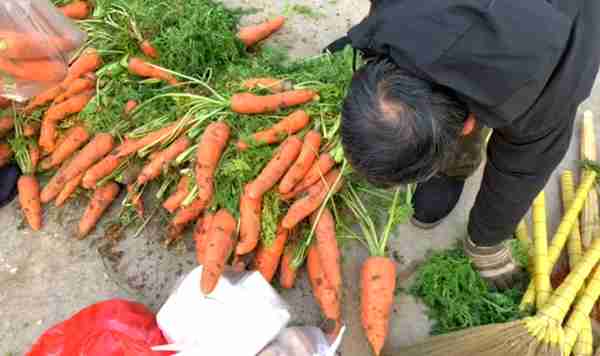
[410,217,444,230]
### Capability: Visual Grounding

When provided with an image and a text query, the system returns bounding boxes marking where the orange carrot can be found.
[137,136,190,185]
[23,85,63,113]
[0,97,9,108]
[231,90,317,115]
[59,1,90,20]
[18,175,42,231]
[237,16,286,47]
[282,169,343,229]
[82,154,121,189]
[201,209,237,294]
[43,91,94,122]
[195,122,230,203]
[237,110,310,150]
[38,118,58,154]
[0,57,66,82]
[23,122,40,138]
[242,77,293,93]
[29,145,40,171]
[140,40,159,59]
[78,182,120,239]
[167,198,209,244]
[54,77,95,104]
[55,172,83,207]
[128,57,178,85]
[0,116,13,138]
[0,31,77,59]
[114,119,184,158]
[63,49,102,86]
[195,213,214,265]
[39,125,89,170]
[292,152,336,194]
[235,185,262,255]
[279,130,321,194]
[0,143,11,167]
[253,225,289,282]
[124,100,138,115]
[312,208,341,294]
[127,184,144,218]
[279,247,298,289]
[307,245,341,321]
[41,133,114,203]
[361,256,396,356]
[246,136,303,199]
[162,175,190,213]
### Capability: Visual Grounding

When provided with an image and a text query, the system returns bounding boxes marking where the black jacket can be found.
[348,0,600,245]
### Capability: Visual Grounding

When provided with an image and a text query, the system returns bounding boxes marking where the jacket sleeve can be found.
[468,108,577,246]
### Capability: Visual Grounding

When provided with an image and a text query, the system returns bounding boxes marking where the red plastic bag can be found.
[27,299,172,356]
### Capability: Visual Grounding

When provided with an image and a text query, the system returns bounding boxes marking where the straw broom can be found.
[516,219,534,274]
[532,191,551,309]
[521,171,598,310]
[391,234,600,356]
[580,111,598,249]
[560,170,593,356]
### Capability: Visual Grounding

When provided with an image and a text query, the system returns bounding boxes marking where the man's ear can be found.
[462,113,476,136]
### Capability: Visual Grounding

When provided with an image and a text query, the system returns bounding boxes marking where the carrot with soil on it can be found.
[307,244,341,322]
[124,100,138,115]
[62,48,102,86]
[55,172,83,207]
[59,1,90,20]
[113,118,186,158]
[201,209,237,294]
[43,91,94,122]
[253,224,289,282]
[279,130,322,194]
[128,57,178,85]
[195,121,230,203]
[195,212,214,265]
[0,143,11,167]
[23,122,40,138]
[81,154,121,189]
[237,16,286,47]
[18,175,42,231]
[0,57,66,82]
[166,198,210,245]
[39,125,89,171]
[236,185,263,255]
[140,40,159,59]
[29,145,40,171]
[40,133,114,203]
[163,175,190,213]
[282,168,343,230]
[78,182,120,239]
[230,90,317,115]
[246,136,303,199]
[23,85,63,113]
[137,136,190,185]
[237,110,310,150]
[286,152,337,199]
[242,77,293,93]
[54,77,95,104]
[126,184,144,218]
[280,245,299,289]
[312,207,342,294]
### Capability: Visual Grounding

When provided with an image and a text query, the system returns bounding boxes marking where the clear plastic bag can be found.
[0,0,86,101]
[257,326,346,356]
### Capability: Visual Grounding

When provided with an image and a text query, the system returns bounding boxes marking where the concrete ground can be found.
[1,0,600,354]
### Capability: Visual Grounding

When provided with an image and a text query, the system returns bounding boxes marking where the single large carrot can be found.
[279,131,321,194]
[128,57,178,85]
[39,125,89,170]
[361,256,396,356]
[44,91,94,122]
[246,136,303,199]
[162,175,190,213]
[23,85,63,113]
[282,169,343,229]
[38,118,58,154]
[286,152,336,199]
[55,172,83,207]
[0,116,13,138]
[201,209,237,294]
[18,175,42,231]
[0,57,66,82]
[195,213,214,265]
[137,136,190,185]
[312,207,342,294]
[307,245,341,321]
[237,110,310,150]
[78,182,120,239]
[235,185,262,255]
[195,122,230,203]
[279,247,298,289]
[167,198,209,244]
[140,40,159,59]
[59,1,90,19]
[29,145,40,171]
[253,225,289,282]
[54,77,95,104]
[242,77,293,93]
[62,49,102,86]
[231,90,317,115]
[114,119,184,158]
[82,154,121,189]
[237,16,286,47]
[0,143,11,167]
[41,133,114,203]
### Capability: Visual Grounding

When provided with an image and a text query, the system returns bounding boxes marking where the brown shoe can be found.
[463,236,524,290]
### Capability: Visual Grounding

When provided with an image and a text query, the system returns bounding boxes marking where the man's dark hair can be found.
[341,58,468,186]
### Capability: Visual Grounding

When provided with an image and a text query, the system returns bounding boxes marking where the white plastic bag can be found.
[153,266,291,356]
[0,0,86,101]
[257,326,346,356]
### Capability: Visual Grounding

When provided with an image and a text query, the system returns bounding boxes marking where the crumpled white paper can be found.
[152,266,291,356]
